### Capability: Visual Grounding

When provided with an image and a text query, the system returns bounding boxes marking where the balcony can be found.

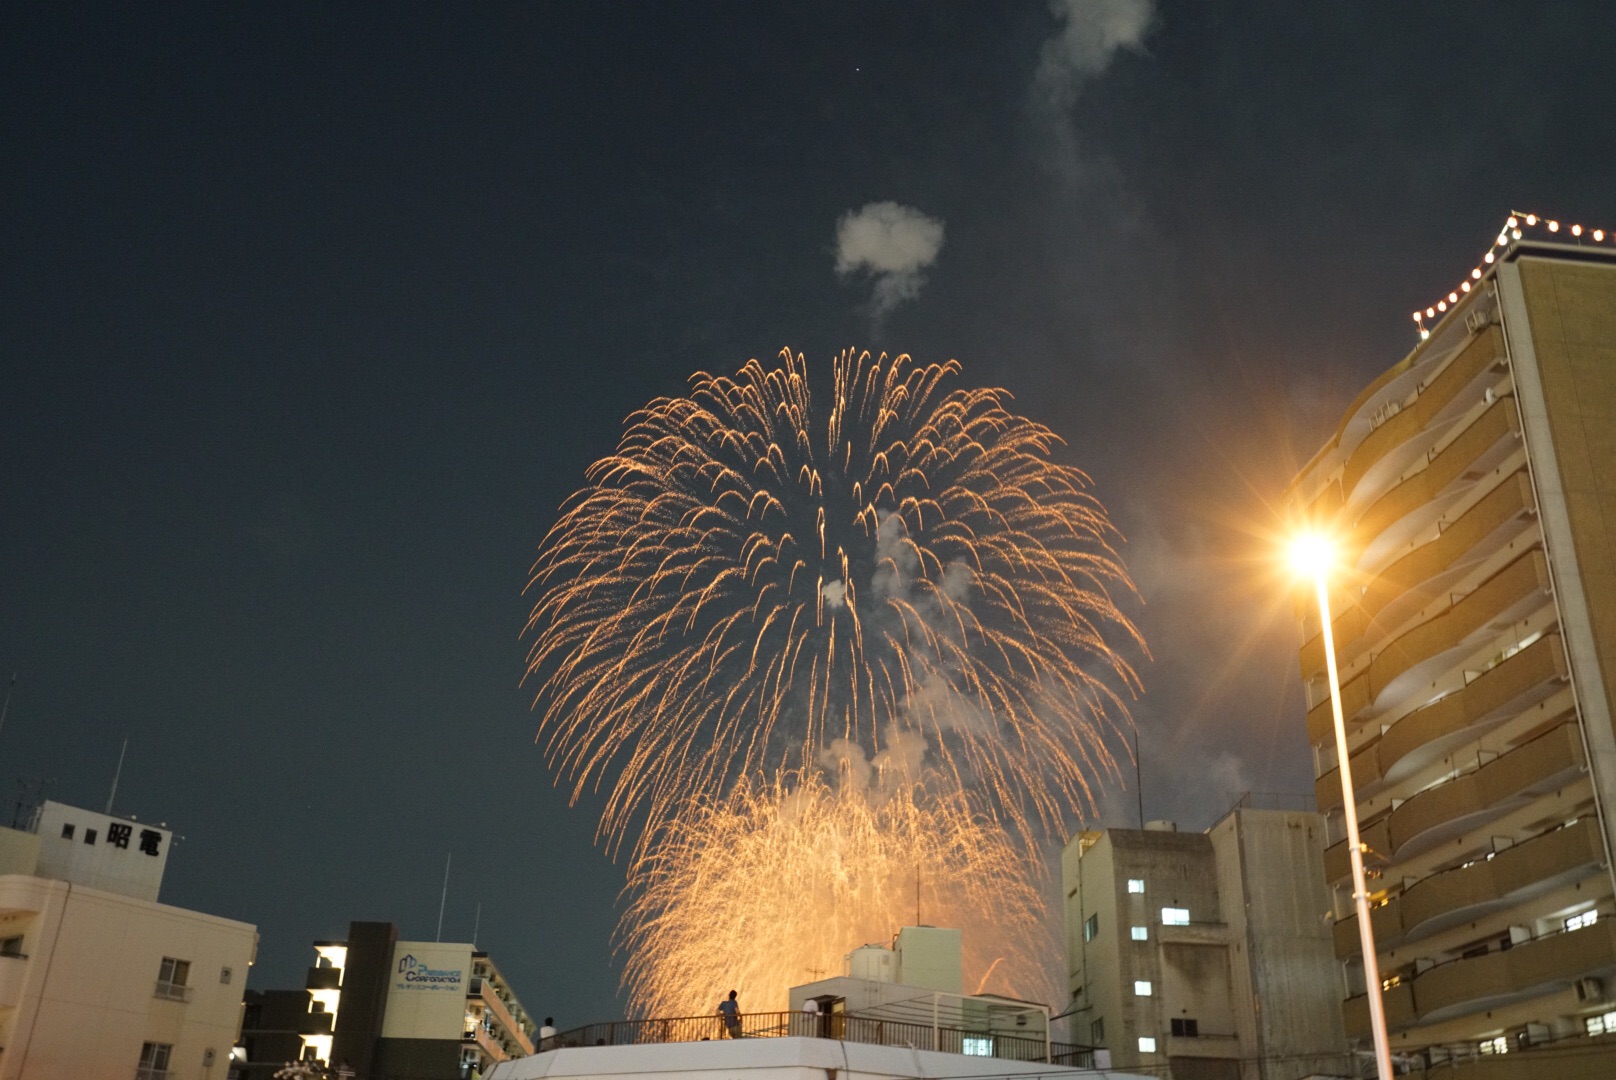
[1332,816,1605,957]
[1307,548,1551,738]
[1387,722,1585,858]
[1165,1033,1240,1060]
[1352,396,1521,566]
[1299,469,1534,684]
[1324,815,1393,885]
[0,952,27,1009]
[1341,327,1503,502]
[306,965,342,991]
[153,981,191,1003]
[299,1011,334,1037]
[1315,631,1565,812]
[1343,918,1616,1035]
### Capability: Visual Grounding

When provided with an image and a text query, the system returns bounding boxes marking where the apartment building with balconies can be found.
[0,800,257,1080]
[236,920,536,1080]
[1287,239,1616,1076]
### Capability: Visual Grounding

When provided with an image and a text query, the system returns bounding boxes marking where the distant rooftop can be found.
[487,1035,1144,1080]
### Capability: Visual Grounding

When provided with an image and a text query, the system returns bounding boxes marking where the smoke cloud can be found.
[834,201,946,317]
[1034,0,1154,115]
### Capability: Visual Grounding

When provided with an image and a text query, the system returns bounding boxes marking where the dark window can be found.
[1171,1018,1199,1037]
[138,1041,172,1078]
[1090,1017,1105,1045]
[60,823,74,840]
[1461,943,1489,960]
[0,936,23,957]
[1083,913,1099,942]
[139,829,162,856]
[84,828,97,845]
[107,823,132,849]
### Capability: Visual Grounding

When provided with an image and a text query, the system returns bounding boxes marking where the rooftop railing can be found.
[539,1010,1096,1067]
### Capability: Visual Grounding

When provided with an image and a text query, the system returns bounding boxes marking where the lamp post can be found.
[1291,534,1394,1080]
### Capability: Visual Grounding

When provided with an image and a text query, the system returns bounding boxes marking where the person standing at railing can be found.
[718,990,743,1038]
[800,997,819,1039]
[539,1017,556,1049]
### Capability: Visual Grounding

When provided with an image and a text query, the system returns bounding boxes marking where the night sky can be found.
[4,1,1615,1024]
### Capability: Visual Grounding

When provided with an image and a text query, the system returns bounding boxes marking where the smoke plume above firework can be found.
[524,349,1142,1012]
[834,203,945,318]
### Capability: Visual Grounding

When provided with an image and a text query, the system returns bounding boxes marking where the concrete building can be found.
[1063,810,1348,1079]
[0,800,257,1080]
[237,920,535,1079]
[788,926,1054,1060]
[1286,238,1616,1075]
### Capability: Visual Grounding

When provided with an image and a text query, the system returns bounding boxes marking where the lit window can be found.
[962,1037,993,1057]
[1131,926,1148,941]
[1567,910,1600,932]
[1083,913,1099,942]
[1162,907,1190,926]
[1134,980,1152,997]
[1127,879,1145,894]
[1138,1036,1156,1053]
[1478,1036,1508,1055]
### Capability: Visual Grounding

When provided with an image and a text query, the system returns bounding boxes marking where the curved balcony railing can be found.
[1351,397,1521,567]
[1388,722,1585,856]
[1307,549,1551,737]
[1299,470,1535,683]
[1313,632,1566,809]
[1332,816,1605,957]
[1323,722,1586,884]
[1341,327,1504,504]
[1343,918,1616,1036]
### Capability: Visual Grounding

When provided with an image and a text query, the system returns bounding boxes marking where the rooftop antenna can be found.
[472,901,482,947]
[435,852,452,942]
[105,738,128,816]
[1133,727,1145,829]
[0,673,16,746]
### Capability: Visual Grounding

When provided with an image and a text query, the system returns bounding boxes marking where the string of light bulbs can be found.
[1413,211,1614,338]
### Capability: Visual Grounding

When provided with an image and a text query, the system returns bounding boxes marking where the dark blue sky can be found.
[3,1,1614,1022]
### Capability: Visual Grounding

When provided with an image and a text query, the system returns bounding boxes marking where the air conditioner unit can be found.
[1577,977,1604,1002]
[1465,309,1493,335]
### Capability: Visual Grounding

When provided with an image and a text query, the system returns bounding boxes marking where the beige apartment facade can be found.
[1287,241,1616,1076]
[0,803,257,1080]
[1062,809,1347,1080]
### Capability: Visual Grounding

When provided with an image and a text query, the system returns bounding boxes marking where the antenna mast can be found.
[106,738,128,816]
[436,853,452,941]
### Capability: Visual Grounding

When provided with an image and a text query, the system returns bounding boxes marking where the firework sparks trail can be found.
[621,769,1055,1017]
[524,349,1143,1011]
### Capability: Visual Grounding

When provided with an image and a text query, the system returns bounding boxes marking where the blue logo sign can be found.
[396,953,464,990]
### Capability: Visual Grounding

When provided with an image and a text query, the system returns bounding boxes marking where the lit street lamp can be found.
[1290,533,1394,1080]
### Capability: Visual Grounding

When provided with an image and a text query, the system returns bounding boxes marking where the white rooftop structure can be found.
[485,1036,1147,1080]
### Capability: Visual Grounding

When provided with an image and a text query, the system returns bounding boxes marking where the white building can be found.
[485,1035,1148,1080]
[0,800,257,1080]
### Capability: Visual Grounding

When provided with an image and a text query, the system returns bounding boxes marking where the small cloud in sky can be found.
[834,201,945,318]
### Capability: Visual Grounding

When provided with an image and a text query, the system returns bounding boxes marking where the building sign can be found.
[381,941,474,1040]
[396,953,465,991]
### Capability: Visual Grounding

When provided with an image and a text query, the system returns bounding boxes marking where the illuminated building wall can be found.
[0,801,255,1080]
[1288,240,1616,1074]
[237,920,536,1080]
[1063,810,1344,1080]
